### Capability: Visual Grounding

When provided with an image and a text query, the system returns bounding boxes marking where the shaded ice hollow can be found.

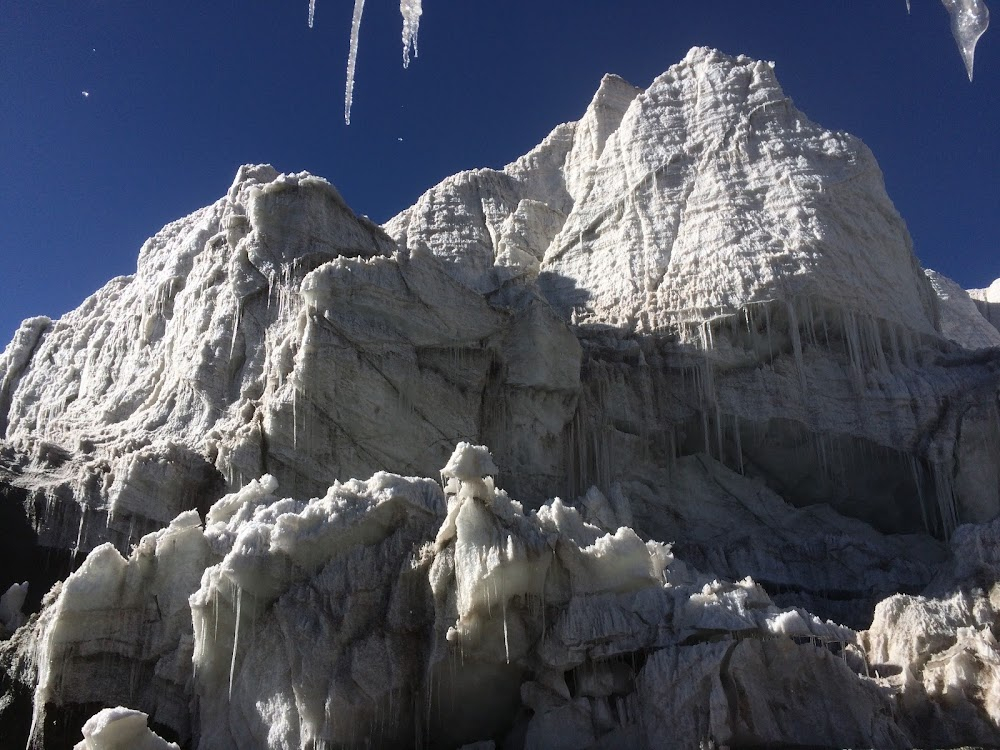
[1,46,1000,750]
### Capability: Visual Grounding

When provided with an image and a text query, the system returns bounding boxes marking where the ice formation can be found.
[400,0,422,68]
[969,277,1000,333]
[926,268,1000,348]
[344,0,367,125]
[941,0,991,79]
[13,445,892,748]
[0,582,27,635]
[1,48,999,749]
[312,0,424,123]
[73,707,179,750]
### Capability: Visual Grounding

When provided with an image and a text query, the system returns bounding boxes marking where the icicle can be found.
[932,462,961,537]
[910,458,932,533]
[229,585,242,700]
[941,0,990,80]
[308,0,316,28]
[400,0,422,68]
[501,577,510,665]
[73,506,87,559]
[292,384,298,450]
[733,415,744,475]
[344,0,367,125]
[229,301,241,361]
[786,301,808,394]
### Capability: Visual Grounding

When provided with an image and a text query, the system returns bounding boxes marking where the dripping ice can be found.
[401,0,422,68]
[941,0,991,80]
[308,0,424,123]
[344,0,366,126]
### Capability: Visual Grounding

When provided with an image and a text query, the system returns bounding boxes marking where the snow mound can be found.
[73,707,179,750]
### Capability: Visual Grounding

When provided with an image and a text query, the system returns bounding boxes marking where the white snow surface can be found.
[969,277,1000,333]
[73,707,179,750]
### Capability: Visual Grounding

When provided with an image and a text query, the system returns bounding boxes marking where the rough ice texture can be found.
[1,48,1000,749]
[0,582,27,635]
[24,446,884,749]
[926,268,1000,349]
[969,277,1000,333]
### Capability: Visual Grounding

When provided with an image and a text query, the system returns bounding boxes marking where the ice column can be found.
[344,0,367,125]
[941,0,991,80]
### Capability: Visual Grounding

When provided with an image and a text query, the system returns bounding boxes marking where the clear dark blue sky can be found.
[1,1,997,345]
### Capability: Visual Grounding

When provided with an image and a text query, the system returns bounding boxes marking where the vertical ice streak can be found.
[941,0,991,80]
[401,0,422,68]
[344,0,367,125]
[308,0,316,29]
[229,585,243,700]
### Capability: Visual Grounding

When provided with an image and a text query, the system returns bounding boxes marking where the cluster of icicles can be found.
[309,0,989,125]
[307,0,422,124]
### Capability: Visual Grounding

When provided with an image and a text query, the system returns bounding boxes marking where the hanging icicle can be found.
[940,0,991,80]
[344,0,367,125]
[308,0,425,123]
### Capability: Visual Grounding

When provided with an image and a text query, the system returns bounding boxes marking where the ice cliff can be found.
[1,47,1000,749]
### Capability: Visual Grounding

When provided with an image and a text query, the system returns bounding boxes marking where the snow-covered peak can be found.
[0,163,394,481]
[227,163,280,200]
[926,269,1000,349]
[968,276,1000,335]
[969,277,1000,304]
[541,47,939,335]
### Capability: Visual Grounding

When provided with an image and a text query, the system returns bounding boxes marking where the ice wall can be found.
[22,444,952,750]
[0,47,998,750]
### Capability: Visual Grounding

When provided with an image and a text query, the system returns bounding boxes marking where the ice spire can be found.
[401,0,423,68]
[941,0,991,80]
[344,0,367,125]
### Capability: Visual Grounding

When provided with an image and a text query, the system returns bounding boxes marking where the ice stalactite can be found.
[401,0,422,68]
[344,0,367,125]
[308,0,316,29]
[941,0,991,80]
[229,584,242,700]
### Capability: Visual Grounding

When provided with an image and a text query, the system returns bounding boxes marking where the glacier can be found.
[1,47,1000,749]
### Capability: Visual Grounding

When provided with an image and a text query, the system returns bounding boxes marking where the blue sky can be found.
[1,1,997,345]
